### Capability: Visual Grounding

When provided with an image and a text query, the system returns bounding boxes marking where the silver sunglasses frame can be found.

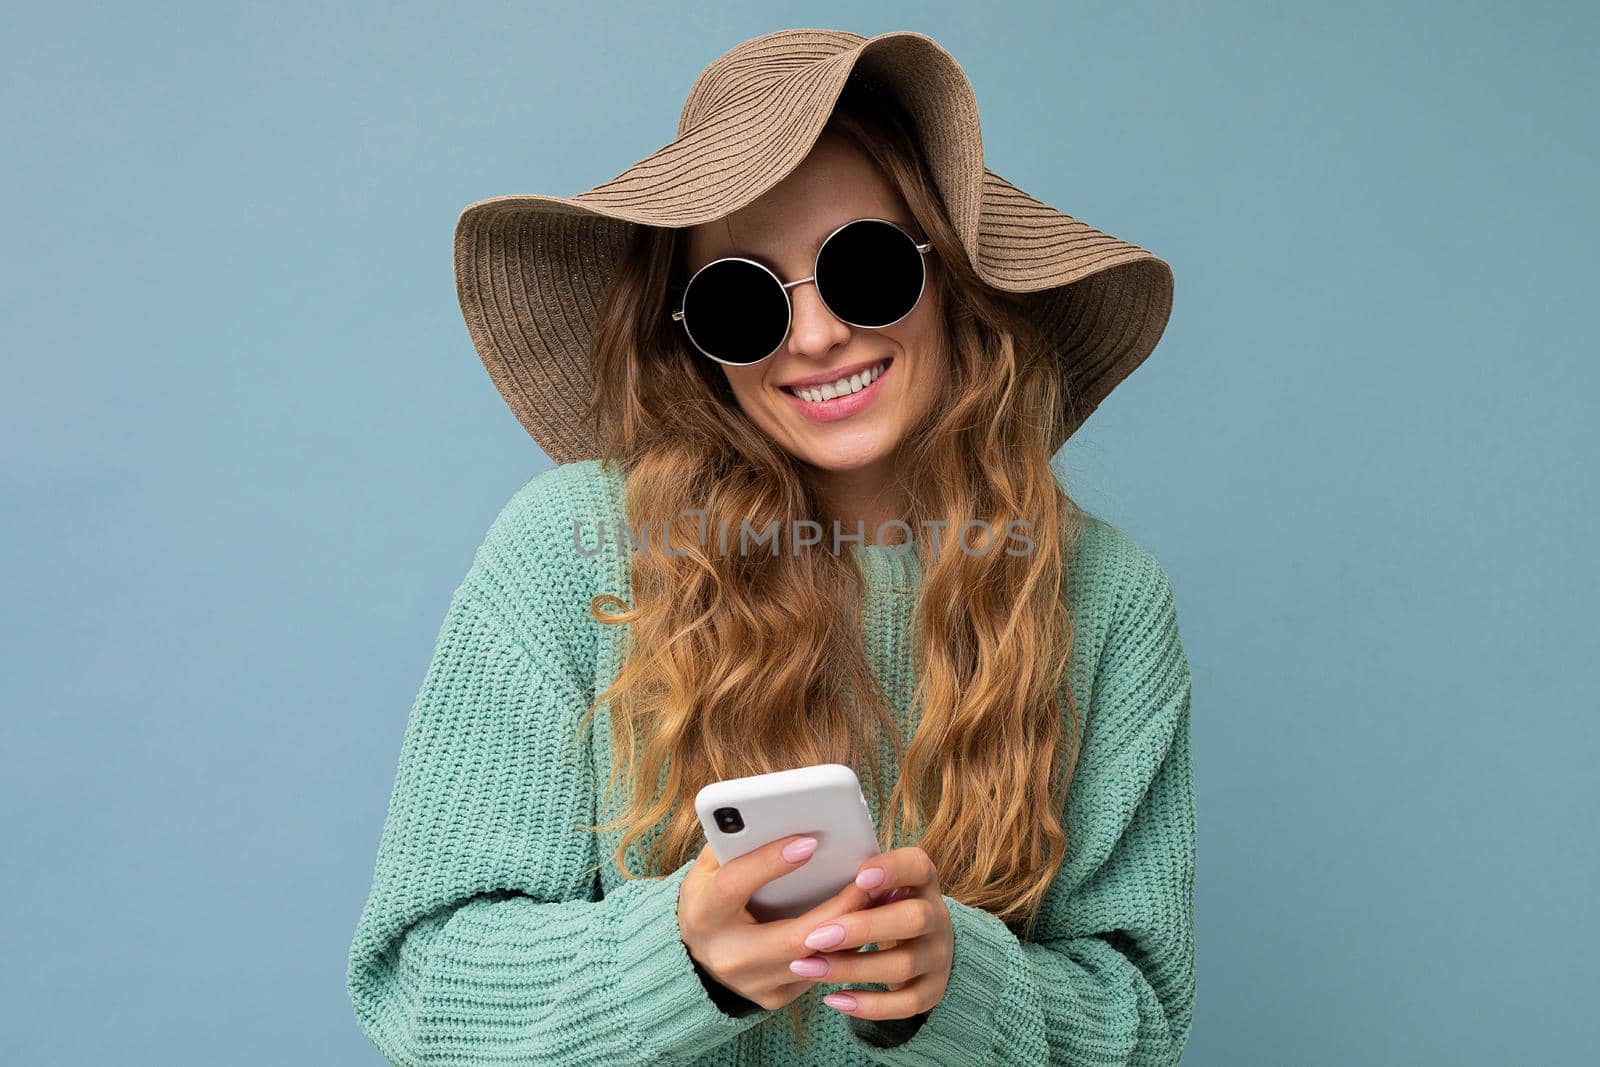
[670,217,934,367]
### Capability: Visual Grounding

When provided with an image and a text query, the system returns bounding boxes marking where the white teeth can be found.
[792,360,887,404]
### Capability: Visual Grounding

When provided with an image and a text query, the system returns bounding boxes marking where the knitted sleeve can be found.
[845,547,1197,1066]
[346,471,771,1066]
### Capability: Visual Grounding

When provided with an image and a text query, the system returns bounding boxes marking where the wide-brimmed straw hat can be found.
[454,27,1174,464]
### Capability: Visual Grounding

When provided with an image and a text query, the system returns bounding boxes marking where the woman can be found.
[348,28,1195,1067]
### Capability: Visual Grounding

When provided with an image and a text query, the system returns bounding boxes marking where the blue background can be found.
[4,2,1595,1063]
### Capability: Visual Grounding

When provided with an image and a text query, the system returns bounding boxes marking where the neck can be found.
[805,454,911,548]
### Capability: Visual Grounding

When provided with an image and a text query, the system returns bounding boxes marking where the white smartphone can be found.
[694,762,881,922]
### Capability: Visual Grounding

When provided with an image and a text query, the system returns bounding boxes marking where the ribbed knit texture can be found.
[347,459,1196,1066]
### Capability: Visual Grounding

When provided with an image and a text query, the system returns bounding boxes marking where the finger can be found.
[788,940,933,988]
[821,972,942,1021]
[797,895,938,954]
[778,871,880,928]
[678,842,716,905]
[723,873,880,978]
[742,873,874,962]
[703,834,821,925]
[682,842,737,905]
[851,846,939,898]
[873,938,903,989]
[866,885,914,907]
[683,841,719,885]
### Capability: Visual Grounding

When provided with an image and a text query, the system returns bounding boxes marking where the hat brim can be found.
[454,29,1173,463]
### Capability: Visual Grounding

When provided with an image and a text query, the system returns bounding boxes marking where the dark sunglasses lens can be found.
[680,259,789,365]
[815,220,925,328]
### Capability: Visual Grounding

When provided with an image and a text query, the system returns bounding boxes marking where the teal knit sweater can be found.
[347,459,1196,1066]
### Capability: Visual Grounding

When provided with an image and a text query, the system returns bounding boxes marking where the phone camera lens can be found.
[713,807,744,834]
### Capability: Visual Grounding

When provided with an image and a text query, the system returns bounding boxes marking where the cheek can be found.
[898,315,949,408]
[720,366,762,404]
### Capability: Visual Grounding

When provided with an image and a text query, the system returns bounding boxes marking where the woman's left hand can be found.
[787,846,954,1020]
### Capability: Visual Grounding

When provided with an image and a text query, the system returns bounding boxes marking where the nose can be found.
[783,277,851,362]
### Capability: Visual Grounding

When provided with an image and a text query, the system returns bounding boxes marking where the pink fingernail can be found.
[855,866,886,889]
[789,957,829,977]
[823,992,858,1011]
[782,837,818,862]
[804,923,845,950]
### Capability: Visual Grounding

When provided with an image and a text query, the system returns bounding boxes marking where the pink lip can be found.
[779,359,893,423]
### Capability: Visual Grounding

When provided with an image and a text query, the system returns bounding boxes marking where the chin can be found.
[791,434,901,473]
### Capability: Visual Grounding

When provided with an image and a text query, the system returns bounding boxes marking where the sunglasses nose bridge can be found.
[782,268,854,358]
[780,274,827,328]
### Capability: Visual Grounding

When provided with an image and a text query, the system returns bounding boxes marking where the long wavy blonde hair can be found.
[572,75,1088,1041]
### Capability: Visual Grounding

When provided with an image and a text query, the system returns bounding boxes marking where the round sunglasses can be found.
[670,217,934,367]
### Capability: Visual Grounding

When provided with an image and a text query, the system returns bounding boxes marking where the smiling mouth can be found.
[778,358,893,403]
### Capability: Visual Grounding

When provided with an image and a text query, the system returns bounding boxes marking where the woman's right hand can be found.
[677,834,875,1011]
